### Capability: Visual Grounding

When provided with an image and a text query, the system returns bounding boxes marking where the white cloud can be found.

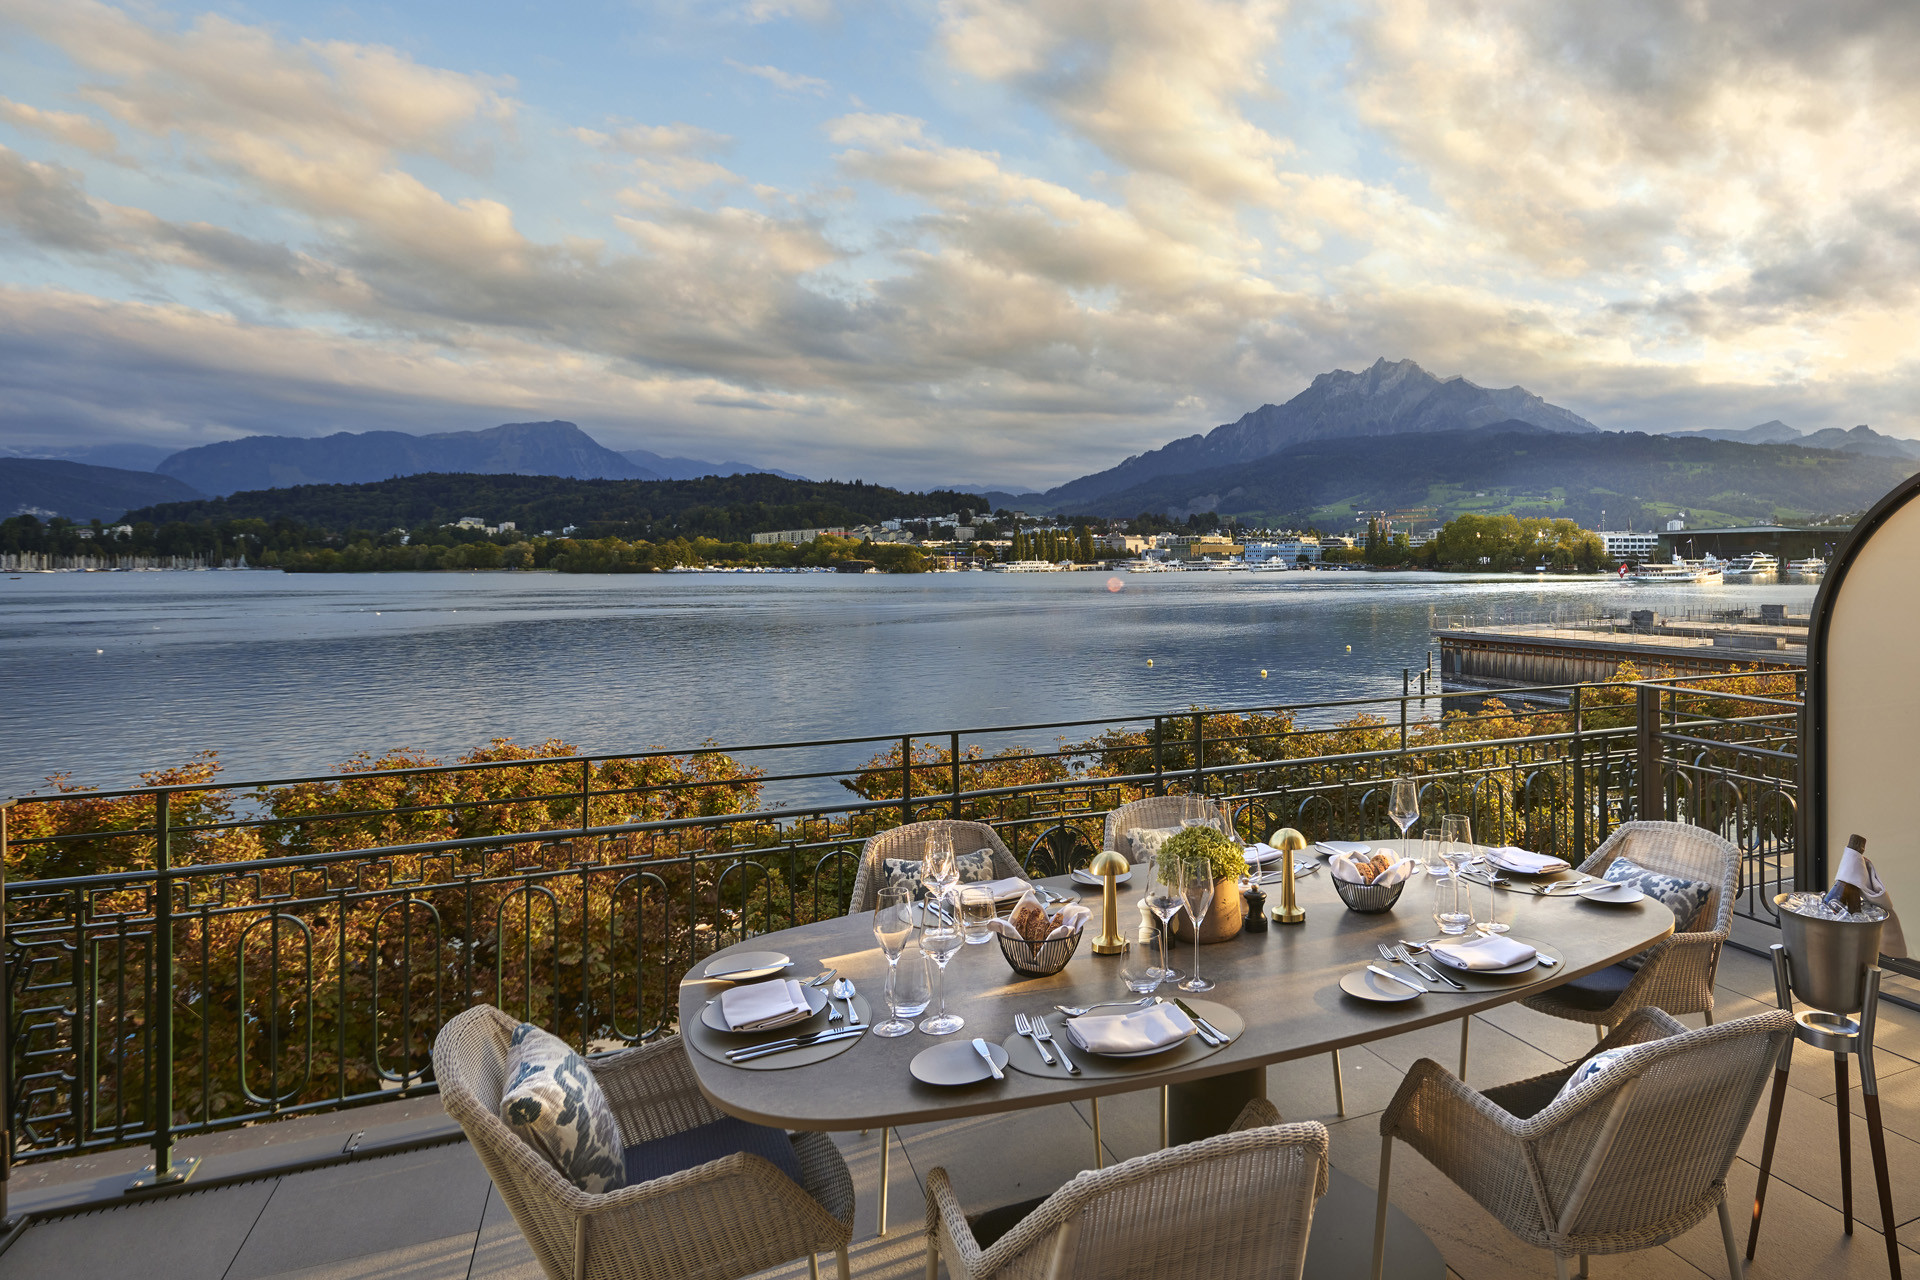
[0,96,117,154]
[725,60,830,95]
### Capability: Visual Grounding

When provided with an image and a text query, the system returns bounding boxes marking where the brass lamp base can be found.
[1272,905,1305,926]
[1091,937,1128,955]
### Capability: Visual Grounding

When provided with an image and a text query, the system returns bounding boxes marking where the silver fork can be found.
[1397,943,1465,989]
[1014,1012,1054,1066]
[1031,1017,1077,1074]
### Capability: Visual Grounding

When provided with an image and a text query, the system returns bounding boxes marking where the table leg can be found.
[1333,1050,1347,1117]
[878,1126,890,1237]
[1159,1086,1168,1150]
[1459,1018,1470,1080]
[1091,1098,1104,1169]
[1836,1052,1854,1233]
[1168,1066,1264,1144]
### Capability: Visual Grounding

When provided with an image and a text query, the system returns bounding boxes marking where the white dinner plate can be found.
[1485,851,1571,877]
[1243,846,1286,865]
[1071,867,1133,886]
[700,983,830,1034]
[1340,968,1423,1002]
[1578,882,1647,905]
[911,1040,1009,1086]
[700,951,792,981]
[1425,939,1542,977]
[1314,841,1372,858]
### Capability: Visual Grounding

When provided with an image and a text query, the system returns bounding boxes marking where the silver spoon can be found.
[1052,994,1153,1018]
[831,977,861,1028]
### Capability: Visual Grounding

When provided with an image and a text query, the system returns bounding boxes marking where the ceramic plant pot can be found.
[1168,876,1244,944]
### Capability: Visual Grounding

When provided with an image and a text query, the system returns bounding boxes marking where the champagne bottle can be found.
[1823,834,1868,913]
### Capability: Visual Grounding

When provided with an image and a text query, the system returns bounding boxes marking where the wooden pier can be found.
[1433,611,1805,701]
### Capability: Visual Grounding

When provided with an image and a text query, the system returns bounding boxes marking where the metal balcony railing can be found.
[0,670,1803,1193]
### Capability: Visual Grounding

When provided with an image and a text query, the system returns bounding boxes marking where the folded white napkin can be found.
[1065,1003,1198,1054]
[719,978,812,1031]
[1315,841,1372,857]
[985,892,1092,941]
[1579,881,1638,902]
[1330,851,1417,886]
[1429,934,1538,971]
[1833,845,1908,957]
[980,876,1033,902]
[1243,843,1284,864]
[1486,847,1570,873]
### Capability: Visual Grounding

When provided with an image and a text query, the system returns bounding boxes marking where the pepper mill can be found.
[1090,849,1131,954]
[1269,828,1308,925]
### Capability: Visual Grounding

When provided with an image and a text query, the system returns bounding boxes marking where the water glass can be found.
[958,885,995,944]
[1120,941,1162,994]
[1431,850,1473,936]
[890,946,931,1017]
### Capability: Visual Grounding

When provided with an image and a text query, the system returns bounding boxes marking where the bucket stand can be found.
[1747,942,1901,1278]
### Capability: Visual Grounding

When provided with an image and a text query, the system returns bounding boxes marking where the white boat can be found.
[988,560,1062,573]
[1789,556,1826,577]
[1627,555,1722,584]
[1722,552,1779,577]
[1120,558,1179,572]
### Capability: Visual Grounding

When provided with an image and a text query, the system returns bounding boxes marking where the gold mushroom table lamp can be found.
[1269,828,1308,925]
[1090,849,1132,954]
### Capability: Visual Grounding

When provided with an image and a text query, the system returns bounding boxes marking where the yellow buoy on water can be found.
[1345,645,1351,652]
[1259,669,1268,678]
[1146,658,1154,667]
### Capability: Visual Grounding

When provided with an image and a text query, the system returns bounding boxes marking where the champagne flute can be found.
[918,907,965,1035]
[921,830,958,906]
[1388,777,1419,859]
[1145,849,1186,983]
[871,886,917,1037]
[1177,858,1216,993]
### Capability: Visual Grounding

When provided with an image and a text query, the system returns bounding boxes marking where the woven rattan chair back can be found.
[1578,820,1737,935]
[1102,796,1216,863]
[849,820,1023,913]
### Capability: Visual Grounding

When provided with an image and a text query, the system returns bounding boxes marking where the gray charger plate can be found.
[999,1000,1244,1080]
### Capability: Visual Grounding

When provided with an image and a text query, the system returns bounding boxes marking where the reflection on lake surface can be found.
[0,570,1817,793]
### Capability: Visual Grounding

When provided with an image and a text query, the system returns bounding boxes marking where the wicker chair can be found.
[433,1006,854,1280]
[1519,821,1738,1036]
[1371,1008,1794,1280]
[849,820,1024,913]
[926,1099,1328,1280]
[1102,796,1216,862]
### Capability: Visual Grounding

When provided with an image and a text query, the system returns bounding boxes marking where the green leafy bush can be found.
[1155,826,1247,882]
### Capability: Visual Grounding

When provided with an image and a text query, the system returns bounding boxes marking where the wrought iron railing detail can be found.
[0,672,1802,1176]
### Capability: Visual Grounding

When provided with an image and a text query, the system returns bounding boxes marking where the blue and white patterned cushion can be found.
[882,848,994,898]
[1603,856,1714,969]
[500,1023,627,1193]
[1553,1044,1652,1104]
[1128,826,1181,862]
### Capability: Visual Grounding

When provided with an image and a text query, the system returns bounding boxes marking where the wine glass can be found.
[871,887,917,1038]
[1177,858,1215,993]
[1144,849,1186,983]
[918,909,966,1035]
[921,830,958,903]
[1388,778,1419,857]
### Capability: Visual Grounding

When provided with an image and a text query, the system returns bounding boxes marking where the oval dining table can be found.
[678,852,1674,1279]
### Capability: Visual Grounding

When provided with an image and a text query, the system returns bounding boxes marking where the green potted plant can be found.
[1158,826,1249,943]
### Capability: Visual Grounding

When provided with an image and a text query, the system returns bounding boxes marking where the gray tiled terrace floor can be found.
[5,945,1916,1280]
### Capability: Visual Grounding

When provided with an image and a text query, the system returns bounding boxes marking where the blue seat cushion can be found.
[1543,962,1637,1011]
[623,1115,805,1189]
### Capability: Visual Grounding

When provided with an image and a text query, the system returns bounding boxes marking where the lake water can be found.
[0,569,1817,796]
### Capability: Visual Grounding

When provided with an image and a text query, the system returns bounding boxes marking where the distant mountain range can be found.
[1664,421,1920,459]
[1067,422,1917,528]
[1041,358,1601,510]
[1,459,206,522]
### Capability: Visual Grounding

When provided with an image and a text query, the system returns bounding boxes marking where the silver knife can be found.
[971,1038,1005,1080]
[727,1028,864,1062]
[1159,997,1220,1045]
[1397,944,1465,990]
[1171,996,1229,1044]
[1368,964,1426,994]
[725,1025,855,1058]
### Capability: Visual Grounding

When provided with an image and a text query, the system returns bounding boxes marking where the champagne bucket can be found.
[1774,892,1885,1015]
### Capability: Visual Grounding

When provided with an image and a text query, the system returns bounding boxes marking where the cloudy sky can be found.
[1,0,1916,489]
